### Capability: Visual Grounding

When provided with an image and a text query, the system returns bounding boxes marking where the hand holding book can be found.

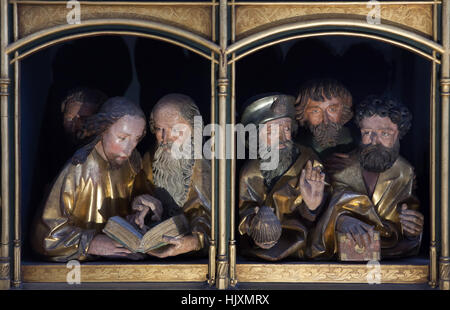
[88,234,133,256]
[146,234,201,258]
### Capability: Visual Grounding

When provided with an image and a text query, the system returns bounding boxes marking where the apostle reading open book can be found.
[32,97,151,261]
[32,93,211,262]
[136,94,212,258]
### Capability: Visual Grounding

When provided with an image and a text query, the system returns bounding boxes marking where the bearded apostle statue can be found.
[308,96,424,260]
[133,94,211,258]
[295,79,357,173]
[238,94,327,261]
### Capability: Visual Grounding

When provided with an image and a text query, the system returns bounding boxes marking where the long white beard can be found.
[152,143,194,208]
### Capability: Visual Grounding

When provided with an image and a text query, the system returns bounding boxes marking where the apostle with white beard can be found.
[136,94,211,258]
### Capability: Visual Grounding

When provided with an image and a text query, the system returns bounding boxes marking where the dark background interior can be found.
[20,35,430,261]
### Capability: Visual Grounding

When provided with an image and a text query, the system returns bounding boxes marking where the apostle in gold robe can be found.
[32,97,149,262]
[135,94,211,258]
[238,94,327,261]
[308,96,424,260]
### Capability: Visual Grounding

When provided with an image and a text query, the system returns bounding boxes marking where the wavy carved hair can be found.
[355,95,412,139]
[295,78,353,126]
[72,96,146,165]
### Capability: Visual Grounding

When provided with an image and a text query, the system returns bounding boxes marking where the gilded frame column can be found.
[429,0,439,288]
[216,0,229,290]
[440,0,450,291]
[12,0,21,288]
[207,0,217,287]
[0,0,11,291]
[228,0,237,288]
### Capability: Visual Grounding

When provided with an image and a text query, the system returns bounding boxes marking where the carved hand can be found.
[399,204,424,237]
[131,194,163,229]
[87,234,132,257]
[146,235,200,258]
[336,215,374,249]
[299,160,325,211]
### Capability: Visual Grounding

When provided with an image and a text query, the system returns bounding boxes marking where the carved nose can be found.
[161,129,169,144]
[370,132,378,145]
[323,113,329,124]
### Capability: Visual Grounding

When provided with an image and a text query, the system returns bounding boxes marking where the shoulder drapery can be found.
[32,149,144,262]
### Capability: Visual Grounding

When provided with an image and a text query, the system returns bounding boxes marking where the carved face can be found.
[100,115,146,167]
[259,117,292,150]
[303,97,343,126]
[360,115,399,148]
[152,106,192,152]
[359,115,400,172]
[63,100,98,136]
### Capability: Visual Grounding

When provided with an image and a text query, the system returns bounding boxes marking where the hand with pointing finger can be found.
[131,194,163,230]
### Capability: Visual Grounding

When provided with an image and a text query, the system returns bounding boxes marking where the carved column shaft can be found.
[216,75,229,290]
[215,0,229,291]
[440,0,450,291]
[0,0,11,291]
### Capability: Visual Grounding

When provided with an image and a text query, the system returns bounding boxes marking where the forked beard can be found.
[309,122,343,149]
[152,142,194,208]
[359,140,400,173]
[260,140,298,189]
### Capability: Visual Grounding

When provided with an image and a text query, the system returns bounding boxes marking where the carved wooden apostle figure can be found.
[137,94,211,258]
[32,97,149,261]
[295,79,356,163]
[239,94,327,261]
[308,96,424,259]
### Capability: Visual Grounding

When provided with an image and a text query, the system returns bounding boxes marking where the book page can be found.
[139,214,189,252]
[103,216,143,252]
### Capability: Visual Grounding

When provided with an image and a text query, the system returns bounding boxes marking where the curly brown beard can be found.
[359,140,400,173]
[308,122,343,149]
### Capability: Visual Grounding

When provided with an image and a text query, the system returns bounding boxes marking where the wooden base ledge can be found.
[22,262,428,284]
[237,263,428,284]
[23,264,209,283]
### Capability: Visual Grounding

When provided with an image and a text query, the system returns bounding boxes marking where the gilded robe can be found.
[32,148,147,262]
[142,152,211,253]
[239,145,323,261]
[308,153,421,259]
